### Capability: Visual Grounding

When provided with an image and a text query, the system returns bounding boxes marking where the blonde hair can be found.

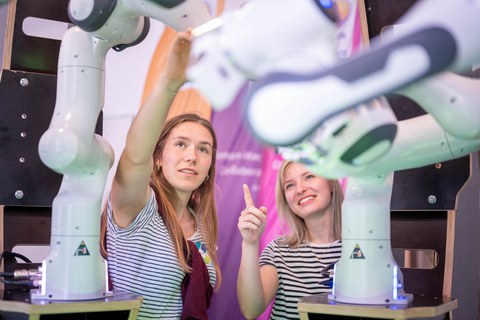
[101,113,221,289]
[275,160,343,247]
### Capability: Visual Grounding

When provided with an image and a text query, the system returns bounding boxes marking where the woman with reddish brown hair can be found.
[101,30,220,320]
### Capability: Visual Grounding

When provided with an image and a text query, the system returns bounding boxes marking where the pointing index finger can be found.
[243,184,254,207]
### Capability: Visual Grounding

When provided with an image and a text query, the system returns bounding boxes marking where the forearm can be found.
[123,30,190,165]
[111,75,180,225]
[110,31,190,224]
[237,242,267,319]
[124,74,179,164]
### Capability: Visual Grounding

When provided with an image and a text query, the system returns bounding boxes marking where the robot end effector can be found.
[187,0,339,111]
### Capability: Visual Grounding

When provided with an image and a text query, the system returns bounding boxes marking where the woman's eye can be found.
[306,174,315,180]
[176,142,186,148]
[285,184,293,190]
[199,147,209,153]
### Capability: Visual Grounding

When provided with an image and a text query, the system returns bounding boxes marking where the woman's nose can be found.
[184,147,197,163]
[296,183,306,194]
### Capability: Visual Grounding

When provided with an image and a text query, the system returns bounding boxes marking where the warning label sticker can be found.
[74,240,90,256]
[350,244,365,259]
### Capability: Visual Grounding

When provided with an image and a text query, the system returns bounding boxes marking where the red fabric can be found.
[181,240,213,320]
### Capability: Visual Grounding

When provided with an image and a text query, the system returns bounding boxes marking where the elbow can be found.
[238,301,265,320]
[240,309,262,320]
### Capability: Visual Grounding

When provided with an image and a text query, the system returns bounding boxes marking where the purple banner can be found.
[208,93,264,320]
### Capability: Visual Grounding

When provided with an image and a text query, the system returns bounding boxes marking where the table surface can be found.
[0,289,143,315]
[298,294,457,319]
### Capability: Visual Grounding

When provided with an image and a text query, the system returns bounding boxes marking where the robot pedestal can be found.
[298,293,456,320]
[330,173,409,305]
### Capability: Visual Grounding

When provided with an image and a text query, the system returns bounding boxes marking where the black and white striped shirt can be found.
[259,238,342,320]
[106,189,216,319]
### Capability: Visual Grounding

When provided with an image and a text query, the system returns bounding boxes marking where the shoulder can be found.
[262,238,292,255]
[271,236,295,250]
[263,238,282,251]
[107,188,162,233]
[275,236,288,244]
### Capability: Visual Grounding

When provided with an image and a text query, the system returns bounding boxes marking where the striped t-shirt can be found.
[106,189,216,319]
[259,238,342,320]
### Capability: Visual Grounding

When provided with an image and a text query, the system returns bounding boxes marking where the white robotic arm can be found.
[188,0,480,178]
[280,72,480,180]
[67,0,211,44]
[397,71,480,140]
[189,0,480,146]
[244,0,480,147]
[325,72,480,304]
[35,0,211,301]
[187,0,480,306]
[35,26,116,300]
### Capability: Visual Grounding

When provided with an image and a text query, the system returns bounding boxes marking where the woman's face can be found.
[159,122,213,199]
[283,162,332,219]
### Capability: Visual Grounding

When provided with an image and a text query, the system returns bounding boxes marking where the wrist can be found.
[242,241,260,250]
[165,85,178,96]
[157,74,184,95]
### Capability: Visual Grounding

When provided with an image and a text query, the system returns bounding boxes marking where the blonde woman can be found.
[237,160,343,320]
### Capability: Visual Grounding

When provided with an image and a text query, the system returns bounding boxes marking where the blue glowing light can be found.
[319,0,333,8]
[331,263,337,295]
[393,265,398,300]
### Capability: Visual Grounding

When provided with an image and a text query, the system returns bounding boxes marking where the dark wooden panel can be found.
[391,211,448,296]
[0,70,61,205]
[0,69,103,205]
[391,157,470,210]
[10,0,70,74]
[364,0,417,39]
[3,206,51,252]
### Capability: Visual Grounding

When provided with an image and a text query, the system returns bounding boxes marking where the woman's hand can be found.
[238,184,267,246]
[164,29,193,92]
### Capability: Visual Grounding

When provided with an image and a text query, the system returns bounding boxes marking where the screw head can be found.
[15,190,24,199]
[19,78,29,86]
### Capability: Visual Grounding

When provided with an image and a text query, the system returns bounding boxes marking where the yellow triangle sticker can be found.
[74,240,90,256]
[350,243,365,259]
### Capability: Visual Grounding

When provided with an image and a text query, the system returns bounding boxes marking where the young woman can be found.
[101,31,220,319]
[237,160,343,320]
